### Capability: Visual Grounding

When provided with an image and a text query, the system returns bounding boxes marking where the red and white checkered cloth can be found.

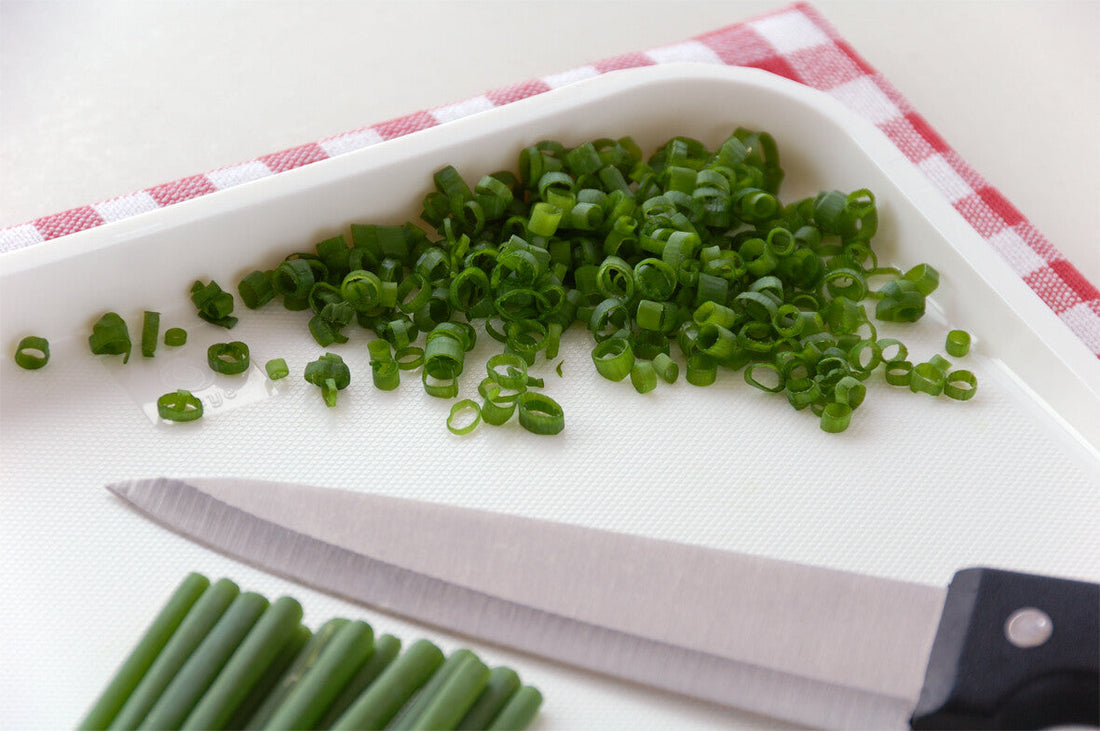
[3,2,1097,357]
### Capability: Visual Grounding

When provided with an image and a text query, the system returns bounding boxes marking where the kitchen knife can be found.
[107,477,1099,729]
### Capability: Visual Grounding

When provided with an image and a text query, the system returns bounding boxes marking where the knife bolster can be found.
[909,567,1099,730]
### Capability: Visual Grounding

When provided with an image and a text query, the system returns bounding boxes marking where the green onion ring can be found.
[157,390,204,422]
[265,358,289,380]
[945,329,971,357]
[590,338,634,382]
[422,371,459,399]
[516,392,565,435]
[372,359,400,391]
[14,336,49,370]
[164,328,188,347]
[834,375,867,408]
[685,351,717,387]
[207,341,250,375]
[651,353,679,384]
[486,353,528,390]
[944,369,978,401]
[630,361,658,394]
[909,362,945,396]
[744,362,784,393]
[784,377,821,410]
[446,399,482,435]
[819,402,852,433]
[884,359,913,387]
[394,346,424,370]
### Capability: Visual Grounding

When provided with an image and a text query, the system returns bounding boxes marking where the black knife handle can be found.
[910,568,1099,730]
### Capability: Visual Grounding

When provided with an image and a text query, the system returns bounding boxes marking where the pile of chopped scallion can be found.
[15,128,978,433]
[79,573,541,730]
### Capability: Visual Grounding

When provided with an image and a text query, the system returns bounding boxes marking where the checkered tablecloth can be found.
[3,2,1097,357]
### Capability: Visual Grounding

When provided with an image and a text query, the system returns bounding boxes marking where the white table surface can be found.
[1,0,1097,287]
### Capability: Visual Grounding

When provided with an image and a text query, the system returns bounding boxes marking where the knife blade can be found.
[107,477,1099,729]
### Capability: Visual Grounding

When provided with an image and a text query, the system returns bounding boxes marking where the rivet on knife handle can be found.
[910,568,1099,729]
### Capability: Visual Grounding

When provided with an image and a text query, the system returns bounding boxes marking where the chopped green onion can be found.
[696,323,738,360]
[685,351,717,387]
[480,380,519,426]
[164,327,187,347]
[846,339,881,374]
[517,392,565,435]
[527,202,562,237]
[265,358,289,380]
[636,299,678,333]
[876,338,906,363]
[368,338,394,362]
[693,301,739,329]
[944,369,978,401]
[207,341,250,375]
[395,346,425,370]
[784,377,821,411]
[504,319,547,365]
[304,353,351,406]
[447,399,482,435]
[422,371,459,399]
[272,259,316,300]
[157,390,204,422]
[630,361,658,393]
[927,354,952,375]
[89,312,132,363]
[238,270,276,310]
[875,279,925,323]
[141,311,160,358]
[591,337,634,382]
[372,360,401,391]
[368,339,401,391]
[14,335,49,370]
[834,375,867,409]
[945,329,971,357]
[486,353,528,390]
[77,573,210,730]
[820,402,852,433]
[903,263,940,296]
[884,359,913,387]
[651,352,679,383]
[190,280,238,329]
[910,362,945,396]
[116,130,978,438]
[744,362,783,393]
[342,270,386,312]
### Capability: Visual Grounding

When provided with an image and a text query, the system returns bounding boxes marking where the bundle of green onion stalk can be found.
[78,573,542,730]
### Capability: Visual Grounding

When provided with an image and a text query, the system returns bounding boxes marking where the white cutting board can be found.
[2,66,1098,729]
